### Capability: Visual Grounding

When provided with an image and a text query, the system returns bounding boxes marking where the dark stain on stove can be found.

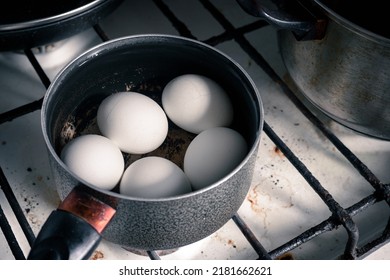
[272,105,284,113]
[90,250,104,260]
[277,252,294,260]
[273,146,285,157]
[227,239,237,249]
[247,58,252,68]
[1,140,6,145]
[246,190,257,209]
[23,195,39,215]
[247,185,263,214]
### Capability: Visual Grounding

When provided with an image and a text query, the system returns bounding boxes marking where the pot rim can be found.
[0,0,110,32]
[313,0,389,44]
[41,33,264,203]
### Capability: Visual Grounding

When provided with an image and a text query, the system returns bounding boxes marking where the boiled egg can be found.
[60,134,124,190]
[120,156,192,198]
[97,91,168,154]
[183,127,247,190]
[162,74,234,134]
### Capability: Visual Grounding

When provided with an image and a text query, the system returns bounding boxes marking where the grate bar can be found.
[268,193,386,259]
[356,217,390,258]
[268,217,336,259]
[147,250,161,260]
[0,202,26,260]
[0,49,49,123]
[24,49,51,89]
[94,24,110,42]
[0,167,35,246]
[203,20,269,46]
[0,0,388,260]
[232,214,272,259]
[0,98,43,124]
[263,122,359,258]
[153,0,196,39]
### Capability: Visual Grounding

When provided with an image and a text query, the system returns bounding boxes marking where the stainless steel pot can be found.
[29,34,264,259]
[237,0,390,140]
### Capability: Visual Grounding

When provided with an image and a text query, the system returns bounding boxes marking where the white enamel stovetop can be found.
[0,0,389,260]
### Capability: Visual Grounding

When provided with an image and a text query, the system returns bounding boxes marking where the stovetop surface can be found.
[0,0,389,260]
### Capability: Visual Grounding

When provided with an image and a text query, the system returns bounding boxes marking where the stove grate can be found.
[0,0,389,260]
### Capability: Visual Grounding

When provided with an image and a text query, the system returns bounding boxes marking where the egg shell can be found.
[60,134,124,190]
[120,156,192,199]
[183,127,248,190]
[162,74,234,134]
[97,91,168,154]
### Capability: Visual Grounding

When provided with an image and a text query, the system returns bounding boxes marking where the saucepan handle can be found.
[236,0,327,40]
[27,187,116,260]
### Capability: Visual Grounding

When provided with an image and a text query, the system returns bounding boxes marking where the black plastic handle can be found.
[236,0,327,40]
[27,186,116,260]
[27,209,101,260]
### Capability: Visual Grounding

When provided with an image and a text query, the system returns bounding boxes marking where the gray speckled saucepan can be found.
[33,34,264,260]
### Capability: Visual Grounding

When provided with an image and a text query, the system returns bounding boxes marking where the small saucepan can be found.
[28,34,264,259]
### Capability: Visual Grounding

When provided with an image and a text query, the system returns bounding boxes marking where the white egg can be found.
[97,91,168,154]
[162,74,234,134]
[120,156,192,198]
[183,127,248,190]
[60,134,124,190]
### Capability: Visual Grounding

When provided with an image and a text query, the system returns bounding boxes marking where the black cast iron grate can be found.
[0,0,389,260]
